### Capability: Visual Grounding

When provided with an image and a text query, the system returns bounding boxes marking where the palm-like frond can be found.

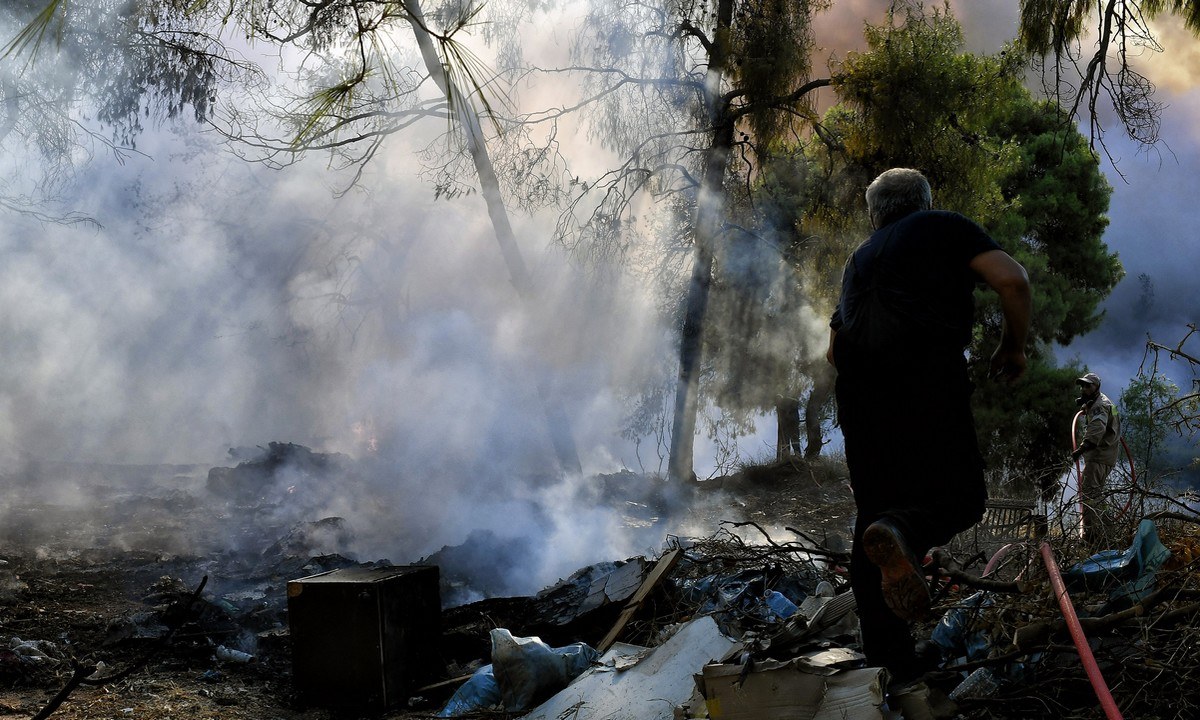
[3,0,65,60]
[439,33,507,137]
[292,67,369,147]
[401,0,508,138]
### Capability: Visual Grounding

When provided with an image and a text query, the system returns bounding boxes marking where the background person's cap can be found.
[1076,372,1101,387]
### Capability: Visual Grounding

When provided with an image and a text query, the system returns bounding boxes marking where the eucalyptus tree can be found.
[1017,0,1200,147]
[557,0,832,481]
[11,0,586,472]
[1,0,246,224]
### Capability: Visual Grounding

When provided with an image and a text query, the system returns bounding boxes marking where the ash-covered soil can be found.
[0,454,851,719]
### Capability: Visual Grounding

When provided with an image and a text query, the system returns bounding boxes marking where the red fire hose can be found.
[1038,541,1124,720]
[1071,409,1085,538]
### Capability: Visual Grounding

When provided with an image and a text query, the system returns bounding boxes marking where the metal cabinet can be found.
[287,565,441,709]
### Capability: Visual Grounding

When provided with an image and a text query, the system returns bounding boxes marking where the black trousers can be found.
[835,355,987,678]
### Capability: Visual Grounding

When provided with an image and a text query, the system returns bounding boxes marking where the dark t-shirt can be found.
[830,209,1000,362]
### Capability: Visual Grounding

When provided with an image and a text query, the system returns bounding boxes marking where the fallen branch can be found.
[32,662,95,720]
[1148,600,1200,629]
[1144,510,1200,526]
[726,520,848,560]
[931,548,1031,594]
[1013,587,1200,650]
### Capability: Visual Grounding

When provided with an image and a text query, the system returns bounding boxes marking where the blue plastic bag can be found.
[489,629,599,712]
[931,591,993,662]
[437,665,502,717]
[1064,519,1172,602]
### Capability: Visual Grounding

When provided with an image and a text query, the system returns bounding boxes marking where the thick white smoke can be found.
[1,0,1196,595]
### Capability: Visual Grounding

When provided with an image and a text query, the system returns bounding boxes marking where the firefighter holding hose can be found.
[1072,372,1121,546]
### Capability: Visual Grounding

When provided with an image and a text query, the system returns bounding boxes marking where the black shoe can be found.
[863,520,931,621]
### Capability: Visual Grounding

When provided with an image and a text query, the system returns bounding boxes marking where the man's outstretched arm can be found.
[970,249,1031,382]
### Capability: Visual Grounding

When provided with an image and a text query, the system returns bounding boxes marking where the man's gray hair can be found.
[865,168,932,228]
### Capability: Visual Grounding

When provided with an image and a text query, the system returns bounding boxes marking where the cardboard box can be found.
[699,654,886,720]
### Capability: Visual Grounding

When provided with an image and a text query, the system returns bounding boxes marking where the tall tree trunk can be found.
[666,0,736,483]
[776,395,802,460]
[406,0,581,474]
[0,76,18,147]
[804,363,835,459]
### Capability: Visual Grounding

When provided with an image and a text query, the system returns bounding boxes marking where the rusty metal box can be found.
[287,565,441,709]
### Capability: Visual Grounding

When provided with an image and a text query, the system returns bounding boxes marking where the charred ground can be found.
[7,450,1199,720]
[0,452,854,719]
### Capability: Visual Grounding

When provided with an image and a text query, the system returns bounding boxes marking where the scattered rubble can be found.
[1,448,1199,719]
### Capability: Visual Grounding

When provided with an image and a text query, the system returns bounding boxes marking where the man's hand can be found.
[1071,447,1084,462]
[989,345,1027,382]
[972,250,1031,384]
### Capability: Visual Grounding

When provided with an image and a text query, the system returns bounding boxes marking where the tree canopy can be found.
[1,0,244,223]
[3,0,1137,487]
[1018,0,1200,146]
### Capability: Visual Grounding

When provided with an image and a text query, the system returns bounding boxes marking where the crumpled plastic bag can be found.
[1064,519,1172,603]
[437,665,502,717]
[8,637,61,664]
[931,591,993,662]
[489,629,598,712]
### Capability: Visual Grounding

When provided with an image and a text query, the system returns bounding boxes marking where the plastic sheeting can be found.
[436,630,599,716]
[522,615,742,720]
[1064,519,1172,603]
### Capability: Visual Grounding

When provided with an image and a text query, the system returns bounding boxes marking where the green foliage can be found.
[973,360,1082,498]
[1017,0,1200,145]
[0,0,242,225]
[981,98,1121,346]
[1144,0,1200,33]
[1020,0,1200,55]
[1120,371,1180,476]
[830,1,1025,224]
[1016,0,1092,57]
[2,0,62,60]
[3,1,233,148]
[730,0,827,141]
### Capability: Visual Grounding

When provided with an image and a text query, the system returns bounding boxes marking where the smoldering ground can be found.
[0,35,808,600]
[0,117,710,592]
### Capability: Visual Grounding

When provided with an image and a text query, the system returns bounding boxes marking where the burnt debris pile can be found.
[1,447,1199,719]
[423,505,1200,720]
